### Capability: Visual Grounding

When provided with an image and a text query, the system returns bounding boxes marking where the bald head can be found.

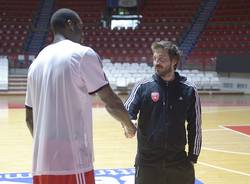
[50,8,80,32]
[50,8,83,43]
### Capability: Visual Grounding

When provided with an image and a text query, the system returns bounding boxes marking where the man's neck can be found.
[161,72,175,82]
[53,34,66,44]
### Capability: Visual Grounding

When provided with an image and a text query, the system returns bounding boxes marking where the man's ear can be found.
[173,59,179,70]
[65,19,74,31]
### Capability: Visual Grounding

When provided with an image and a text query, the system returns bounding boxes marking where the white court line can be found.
[202,128,225,132]
[219,125,250,138]
[202,128,250,155]
[198,161,250,177]
[202,147,250,155]
[222,124,250,127]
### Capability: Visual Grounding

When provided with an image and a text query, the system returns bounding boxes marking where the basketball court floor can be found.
[0,94,250,184]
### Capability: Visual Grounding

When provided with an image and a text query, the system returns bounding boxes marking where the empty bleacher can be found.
[51,0,202,64]
[1,0,250,94]
[102,59,221,92]
[55,0,106,24]
[0,0,38,55]
[16,0,202,66]
[187,0,250,70]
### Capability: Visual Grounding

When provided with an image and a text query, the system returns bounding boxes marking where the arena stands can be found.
[50,0,202,63]
[1,0,250,94]
[0,0,38,55]
[187,0,250,70]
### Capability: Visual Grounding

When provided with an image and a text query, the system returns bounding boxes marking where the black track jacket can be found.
[125,72,202,166]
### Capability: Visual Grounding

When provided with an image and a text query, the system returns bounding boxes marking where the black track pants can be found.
[135,159,195,184]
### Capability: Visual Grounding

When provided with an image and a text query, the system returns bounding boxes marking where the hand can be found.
[131,119,138,128]
[123,123,136,138]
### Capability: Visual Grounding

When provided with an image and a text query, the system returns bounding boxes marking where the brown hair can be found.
[151,40,182,69]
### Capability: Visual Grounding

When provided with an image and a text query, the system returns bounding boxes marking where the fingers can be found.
[131,119,138,128]
[124,125,136,138]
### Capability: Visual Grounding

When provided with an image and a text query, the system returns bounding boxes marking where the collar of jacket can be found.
[153,72,186,87]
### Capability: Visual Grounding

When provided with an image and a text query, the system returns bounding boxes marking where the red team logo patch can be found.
[151,92,160,102]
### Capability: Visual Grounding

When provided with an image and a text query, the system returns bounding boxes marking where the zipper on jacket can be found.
[164,82,169,150]
[164,82,169,123]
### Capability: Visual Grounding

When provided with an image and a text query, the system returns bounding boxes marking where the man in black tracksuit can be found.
[125,41,202,184]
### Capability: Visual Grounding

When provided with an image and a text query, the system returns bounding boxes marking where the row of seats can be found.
[103,31,183,40]
[187,0,250,68]
[2,0,249,72]
[0,0,38,55]
[103,60,221,91]
[1,0,198,65]
[6,54,35,68]
[55,0,106,24]
[44,1,199,63]
[5,55,221,91]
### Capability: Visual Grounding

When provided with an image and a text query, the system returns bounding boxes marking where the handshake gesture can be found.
[123,121,137,138]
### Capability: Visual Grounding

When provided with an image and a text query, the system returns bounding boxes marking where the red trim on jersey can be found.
[33,170,95,184]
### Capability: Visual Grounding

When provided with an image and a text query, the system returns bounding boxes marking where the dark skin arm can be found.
[25,85,136,138]
[97,84,136,138]
[25,107,33,137]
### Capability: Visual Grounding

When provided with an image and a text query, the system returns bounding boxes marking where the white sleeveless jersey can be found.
[25,40,108,175]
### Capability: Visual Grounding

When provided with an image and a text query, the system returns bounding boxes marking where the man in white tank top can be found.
[25,8,136,184]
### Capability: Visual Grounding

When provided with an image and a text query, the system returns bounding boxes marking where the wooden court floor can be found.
[0,94,250,184]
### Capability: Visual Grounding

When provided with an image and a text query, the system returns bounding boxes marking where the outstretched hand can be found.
[123,123,136,138]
